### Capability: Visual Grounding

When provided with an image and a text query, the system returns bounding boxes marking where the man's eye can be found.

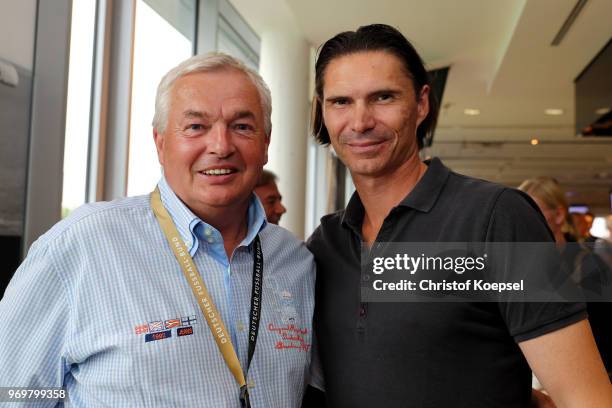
[234,123,254,131]
[188,124,203,131]
[377,94,393,102]
[333,98,349,106]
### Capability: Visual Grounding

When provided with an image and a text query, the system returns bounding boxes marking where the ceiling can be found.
[231,0,612,213]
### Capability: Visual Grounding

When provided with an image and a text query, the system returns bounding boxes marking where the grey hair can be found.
[152,52,272,136]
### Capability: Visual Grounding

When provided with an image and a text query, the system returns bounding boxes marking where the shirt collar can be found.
[157,177,267,257]
[341,157,450,231]
[397,157,450,212]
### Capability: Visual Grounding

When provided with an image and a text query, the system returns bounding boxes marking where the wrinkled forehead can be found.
[170,69,263,114]
[321,50,415,93]
[321,50,414,96]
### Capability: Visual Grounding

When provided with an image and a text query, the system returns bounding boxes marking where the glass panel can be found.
[217,15,259,70]
[62,0,97,217]
[0,0,37,287]
[127,0,195,196]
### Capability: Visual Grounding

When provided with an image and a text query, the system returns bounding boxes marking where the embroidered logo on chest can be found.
[133,315,198,342]
[268,323,311,352]
[278,290,299,324]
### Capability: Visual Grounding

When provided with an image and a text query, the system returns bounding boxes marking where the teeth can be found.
[202,169,233,175]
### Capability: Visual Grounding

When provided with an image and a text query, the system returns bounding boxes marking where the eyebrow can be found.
[182,110,208,120]
[230,110,257,122]
[181,109,258,123]
[324,88,402,103]
[324,95,349,103]
[370,89,401,97]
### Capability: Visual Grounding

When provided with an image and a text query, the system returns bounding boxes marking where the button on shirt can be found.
[0,177,316,407]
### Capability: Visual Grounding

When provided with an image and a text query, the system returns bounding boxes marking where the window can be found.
[126,0,196,196]
[197,0,260,68]
[217,14,259,70]
[62,0,97,217]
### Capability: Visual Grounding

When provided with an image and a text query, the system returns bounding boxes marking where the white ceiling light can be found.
[464,108,480,116]
[544,108,564,116]
[595,107,611,115]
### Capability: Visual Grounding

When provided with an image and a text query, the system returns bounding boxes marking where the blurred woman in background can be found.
[518,177,575,243]
[519,176,611,379]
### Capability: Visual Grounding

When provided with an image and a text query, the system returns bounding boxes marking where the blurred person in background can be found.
[518,177,571,245]
[583,212,598,243]
[254,169,287,225]
[595,215,612,271]
[519,176,611,378]
[570,212,597,243]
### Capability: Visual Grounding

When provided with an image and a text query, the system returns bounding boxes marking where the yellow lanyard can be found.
[150,188,247,389]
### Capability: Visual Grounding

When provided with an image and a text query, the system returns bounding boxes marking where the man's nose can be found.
[209,124,235,157]
[350,102,375,134]
[276,201,286,215]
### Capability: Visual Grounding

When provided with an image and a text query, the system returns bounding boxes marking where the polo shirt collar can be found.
[157,177,267,257]
[397,157,450,212]
[341,157,450,231]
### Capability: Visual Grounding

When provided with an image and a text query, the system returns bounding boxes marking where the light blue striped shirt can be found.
[0,178,316,407]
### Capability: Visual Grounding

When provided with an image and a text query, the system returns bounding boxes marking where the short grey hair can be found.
[152,52,272,136]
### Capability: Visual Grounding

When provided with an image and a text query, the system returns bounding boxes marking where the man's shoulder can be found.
[447,170,509,198]
[260,224,315,280]
[36,195,151,248]
[260,223,312,255]
[319,209,346,226]
[445,169,537,215]
[306,209,347,250]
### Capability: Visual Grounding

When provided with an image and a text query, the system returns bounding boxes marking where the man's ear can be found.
[153,128,165,166]
[416,84,430,127]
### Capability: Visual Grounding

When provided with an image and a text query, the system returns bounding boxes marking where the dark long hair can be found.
[312,24,438,149]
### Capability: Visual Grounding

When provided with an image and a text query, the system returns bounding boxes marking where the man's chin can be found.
[184,191,249,212]
[347,162,388,178]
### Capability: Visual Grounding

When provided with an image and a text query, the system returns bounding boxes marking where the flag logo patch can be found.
[145,330,172,342]
[177,326,194,337]
[134,315,198,342]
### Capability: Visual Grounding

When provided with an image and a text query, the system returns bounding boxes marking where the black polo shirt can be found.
[307,158,586,408]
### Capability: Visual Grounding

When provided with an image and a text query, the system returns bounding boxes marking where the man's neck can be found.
[352,157,427,245]
[190,200,251,259]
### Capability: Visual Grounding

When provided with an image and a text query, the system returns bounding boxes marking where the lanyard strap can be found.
[151,188,263,405]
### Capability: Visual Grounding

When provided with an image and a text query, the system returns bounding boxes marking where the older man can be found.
[307,24,612,407]
[0,53,315,407]
[254,169,287,225]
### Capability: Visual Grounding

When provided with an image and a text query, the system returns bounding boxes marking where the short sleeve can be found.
[0,240,70,395]
[486,189,587,342]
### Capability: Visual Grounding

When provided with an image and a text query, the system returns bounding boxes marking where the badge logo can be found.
[145,330,172,342]
[268,323,310,352]
[277,290,299,324]
[149,321,165,332]
[134,315,197,342]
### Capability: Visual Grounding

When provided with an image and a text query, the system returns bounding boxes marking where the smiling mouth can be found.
[199,168,237,176]
[345,139,389,151]
[348,141,383,147]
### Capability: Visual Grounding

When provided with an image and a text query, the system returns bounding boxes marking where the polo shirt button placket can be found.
[356,303,367,334]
